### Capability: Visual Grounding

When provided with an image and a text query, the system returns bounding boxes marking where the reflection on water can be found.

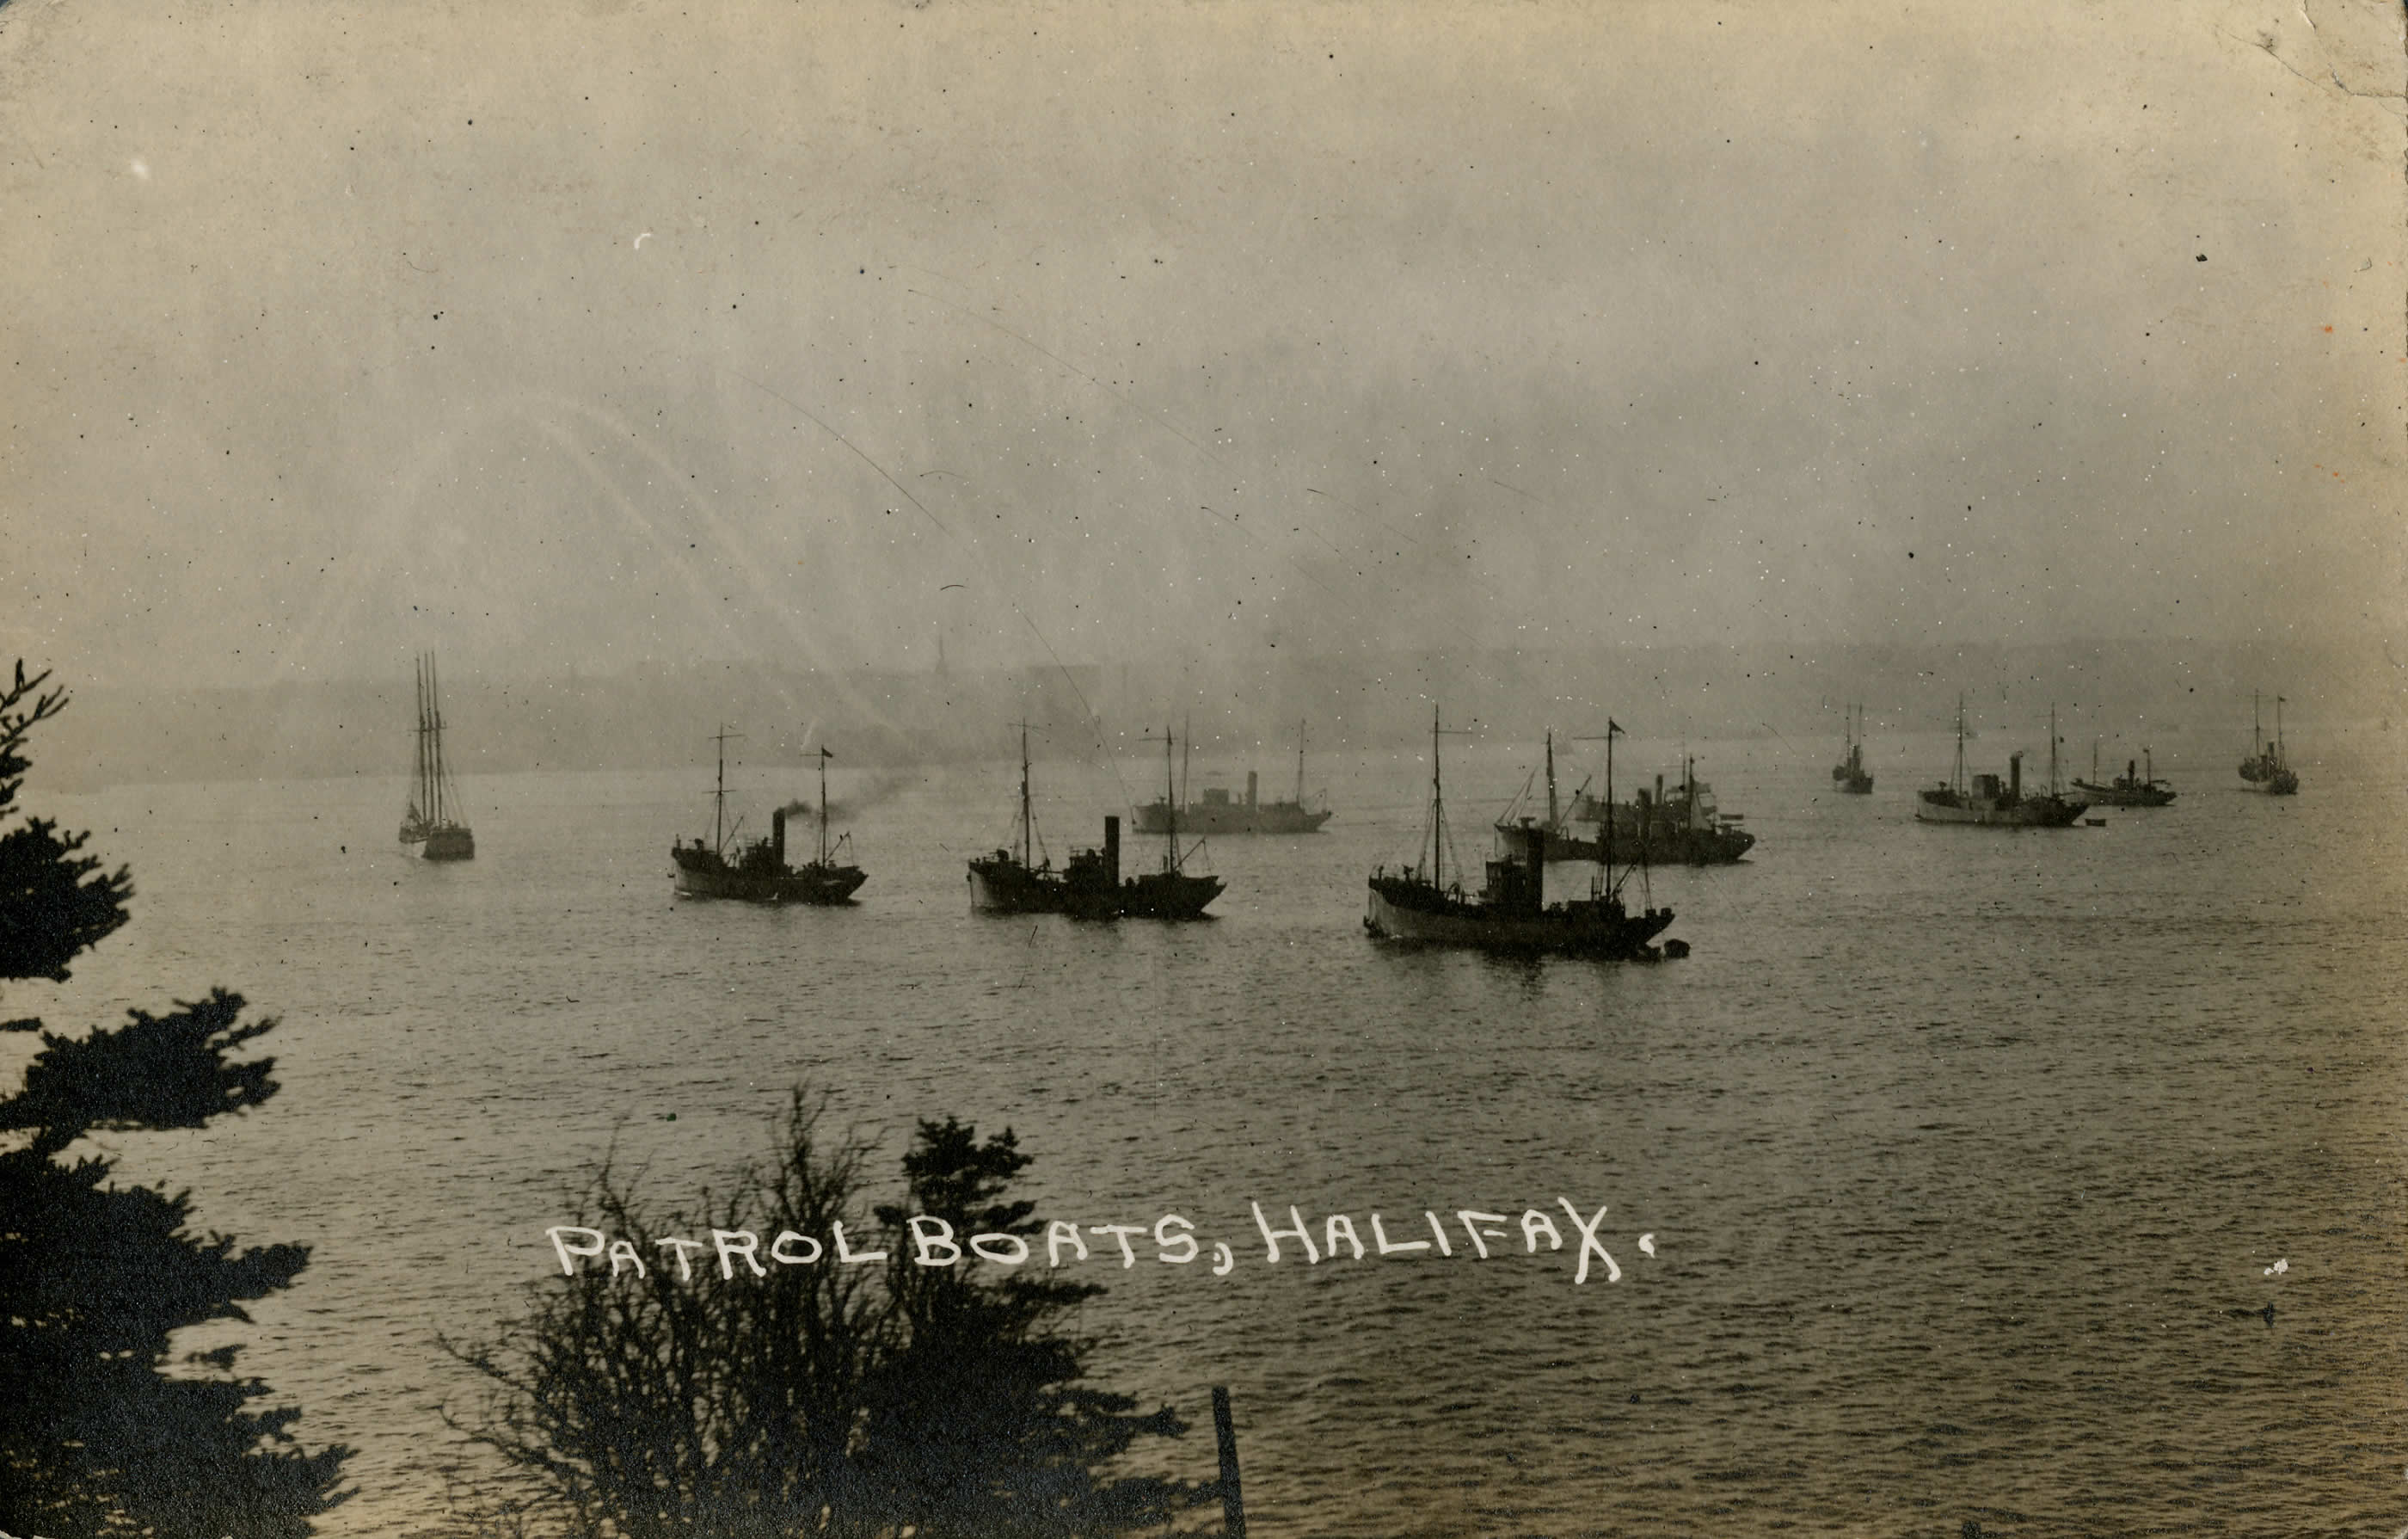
[15,727,2406,1536]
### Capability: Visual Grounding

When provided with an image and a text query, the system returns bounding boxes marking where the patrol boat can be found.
[672,729,867,903]
[968,724,1221,920]
[2073,742,2176,807]
[2237,693,2299,795]
[1367,711,1680,959]
[1914,701,2086,828]
[1133,721,1333,834]
[1831,703,1874,793]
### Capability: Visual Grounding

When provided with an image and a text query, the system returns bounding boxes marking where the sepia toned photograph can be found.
[3,1,2402,1534]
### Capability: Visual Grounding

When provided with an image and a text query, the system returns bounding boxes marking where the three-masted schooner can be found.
[398,653,475,860]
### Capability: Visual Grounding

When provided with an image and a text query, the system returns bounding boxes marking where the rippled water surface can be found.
[18,725,2407,1536]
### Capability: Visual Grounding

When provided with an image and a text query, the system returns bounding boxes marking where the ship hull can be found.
[672,847,864,904]
[1914,792,2087,827]
[1834,772,1874,795]
[2071,780,2175,807]
[1497,822,1754,866]
[967,855,1221,920]
[1091,871,1223,920]
[1133,802,1330,834]
[1364,879,1674,958]
[967,857,1069,914]
[401,824,476,861]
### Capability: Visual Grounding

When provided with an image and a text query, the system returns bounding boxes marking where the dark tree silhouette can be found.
[448,1095,1207,1538]
[869,1118,1194,1539]
[0,662,350,1538]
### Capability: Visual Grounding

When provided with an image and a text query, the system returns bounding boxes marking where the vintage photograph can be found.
[3,0,2403,1534]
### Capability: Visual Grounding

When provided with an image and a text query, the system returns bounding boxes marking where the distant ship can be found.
[672,729,866,903]
[397,653,475,860]
[967,724,1221,920]
[1915,700,2086,828]
[1133,722,1332,834]
[1498,736,1753,865]
[2238,692,2299,795]
[1366,711,1680,959]
[2073,742,2175,807]
[1831,703,1874,793]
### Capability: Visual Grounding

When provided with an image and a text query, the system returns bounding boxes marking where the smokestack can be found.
[2010,751,2024,799]
[1524,822,1544,910]
[1103,815,1121,887]
[1246,770,1258,809]
[772,808,786,867]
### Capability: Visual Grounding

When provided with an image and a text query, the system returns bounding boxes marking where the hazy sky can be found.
[3,0,2400,688]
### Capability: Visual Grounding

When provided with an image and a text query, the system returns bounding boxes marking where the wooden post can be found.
[1212,1384,1247,1538]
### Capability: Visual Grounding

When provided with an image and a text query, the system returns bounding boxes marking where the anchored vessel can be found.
[1496,735,1754,865]
[397,653,475,860]
[1831,703,1874,793]
[2238,693,2300,795]
[1915,700,2087,828]
[672,729,866,903]
[1563,758,1755,865]
[1367,711,1680,958]
[1133,721,1332,834]
[967,725,1222,920]
[2073,742,2176,807]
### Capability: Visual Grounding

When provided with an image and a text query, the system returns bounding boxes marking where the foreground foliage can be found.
[449,1096,1206,1538]
[0,662,350,1537]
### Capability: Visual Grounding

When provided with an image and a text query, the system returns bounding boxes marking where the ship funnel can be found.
[1246,770,1258,809]
[772,808,787,867]
[1103,816,1121,887]
[2009,751,2024,799]
[1524,822,1545,903]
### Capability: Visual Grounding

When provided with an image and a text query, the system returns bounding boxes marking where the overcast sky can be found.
[3,0,2400,689]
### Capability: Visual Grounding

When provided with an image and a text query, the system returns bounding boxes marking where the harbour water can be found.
[14,724,2406,1536]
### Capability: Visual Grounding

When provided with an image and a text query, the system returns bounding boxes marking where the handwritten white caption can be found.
[550,1201,1656,1288]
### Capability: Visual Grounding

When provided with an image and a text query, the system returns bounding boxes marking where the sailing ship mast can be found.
[1295,718,1308,807]
[408,652,459,830]
[410,658,429,827]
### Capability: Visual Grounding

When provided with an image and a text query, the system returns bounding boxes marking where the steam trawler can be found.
[1367,711,1680,959]
[397,653,475,860]
[2073,742,2176,807]
[672,729,867,903]
[1494,735,1753,865]
[967,725,1222,920]
[1133,722,1333,834]
[2238,693,2300,795]
[1563,758,1755,865]
[1914,701,2086,828]
[1831,703,1874,794]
